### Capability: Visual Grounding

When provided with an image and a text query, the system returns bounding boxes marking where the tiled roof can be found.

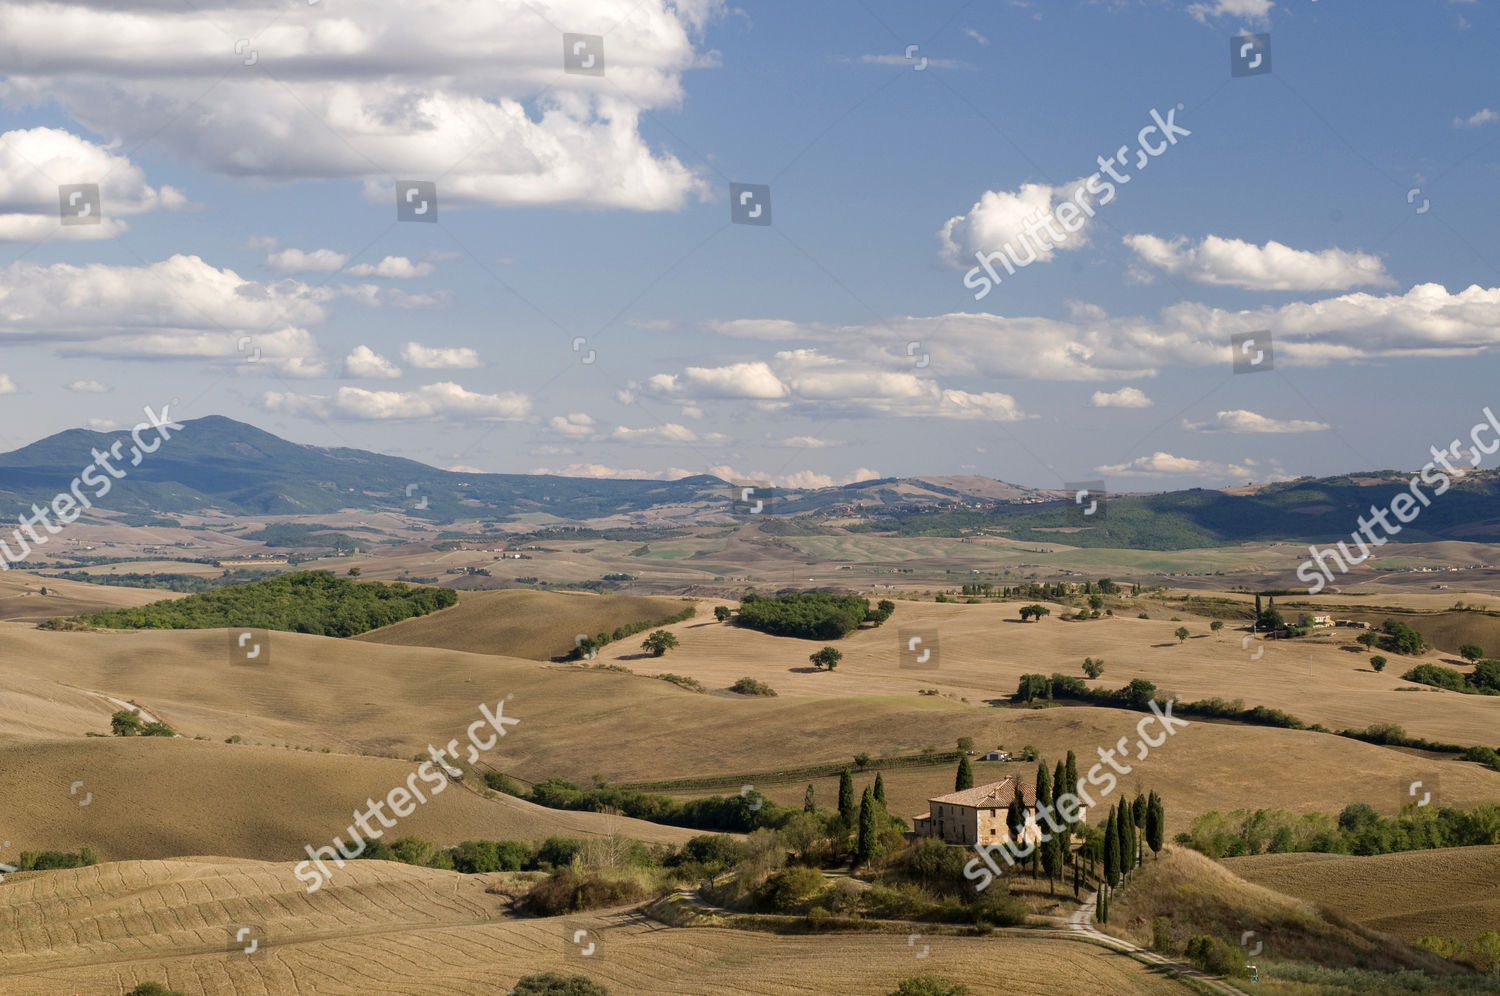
[927,777,1035,809]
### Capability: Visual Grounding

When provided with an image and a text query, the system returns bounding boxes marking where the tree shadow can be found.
[788,666,825,673]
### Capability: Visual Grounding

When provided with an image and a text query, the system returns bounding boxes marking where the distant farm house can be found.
[911,777,1085,848]
[1300,613,1334,627]
[981,750,1010,761]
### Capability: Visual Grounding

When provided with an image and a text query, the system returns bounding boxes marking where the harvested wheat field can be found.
[353,588,693,660]
[1226,845,1500,944]
[1,738,699,861]
[0,569,180,622]
[0,858,1184,995]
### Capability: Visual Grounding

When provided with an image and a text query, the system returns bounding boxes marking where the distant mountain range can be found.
[1,416,1497,550]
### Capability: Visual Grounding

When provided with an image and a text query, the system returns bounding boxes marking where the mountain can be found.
[1,417,1497,550]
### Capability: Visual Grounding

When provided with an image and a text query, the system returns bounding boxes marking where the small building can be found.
[1300,613,1333,627]
[911,777,1085,848]
[981,750,1010,762]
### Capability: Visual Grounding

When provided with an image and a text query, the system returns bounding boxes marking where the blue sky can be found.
[0,0,1496,492]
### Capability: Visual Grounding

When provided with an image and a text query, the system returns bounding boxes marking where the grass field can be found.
[353,588,693,659]
[1226,846,1500,944]
[0,858,1189,995]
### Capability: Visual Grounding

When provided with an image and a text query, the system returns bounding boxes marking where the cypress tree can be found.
[955,756,974,791]
[856,786,878,865]
[838,768,855,825]
[804,783,816,812]
[1037,761,1060,893]
[1006,793,1026,850]
[1095,882,1104,922]
[873,771,886,805]
[1103,806,1120,888]
[1132,791,1147,829]
[1146,790,1165,859]
[1114,804,1129,879]
[1063,751,1079,818]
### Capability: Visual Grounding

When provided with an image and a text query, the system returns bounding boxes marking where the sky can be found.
[0,0,1497,493]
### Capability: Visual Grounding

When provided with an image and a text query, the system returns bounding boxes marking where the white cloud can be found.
[548,413,596,438]
[1186,0,1274,24]
[0,254,331,375]
[344,345,402,379]
[1124,234,1392,291]
[852,53,966,70]
[265,382,529,421]
[1454,108,1498,128]
[346,256,434,278]
[1183,409,1330,433]
[611,422,727,445]
[0,126,188,241]
[402,342,481,369]
[707,464,882,489]
[86,417,117,430]
[529,462,681,481]
[777,435,838,448]
[0,1,718,211]
[1089,386,1153,408]
[937,178,1095,269]
[0,373,15,394]
[963,27,989,45]
[266,248,348,273]
[1098,452,1280,481]
[446,463,487,473]
[67,378,110,393]
[644,361,789,399]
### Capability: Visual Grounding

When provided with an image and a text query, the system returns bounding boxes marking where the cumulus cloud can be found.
[638,349,1027,422]
[264,382,529,420]
[0,1,718,211]
[344,345,402,379]
[1097,452,1282,481]
[0,373,15,394]
[1454,108,1498,128]
[67,378,110,393]
[267,248,348,273]
[937,178,1095,269]
[548,412,597,438]
[346,256,434,278]
[0,126,188,241]
[707,464,883,489]
[402,342,481,369]
[1186,0,1273,24]
[685,281,1500,387]
[0,254,331,375]
[1124,235,1393,291]
[1183,409,1330,433]
[1088,386,1152,408]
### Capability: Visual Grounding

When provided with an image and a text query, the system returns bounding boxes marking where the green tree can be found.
[1103,806,1120,887]
[1041,761,1063,892]
[1371,655,1388,672]
[957,736,974,754]
[885,978,969,996]
[809,647,842,670]
[511,972,611,996]
[856,786,880,865]
[873,771,887,805]
[110,709,144,736]
[1063,751,1079,816]
[1007,794,1026,851]
[1210,619,1224,634]
[837,769,855,824]
[1461,643,1484,662]
[1016,672,1050,703]
[1357,630,1380,650]
[1146,790,1165,859]
[1132,792,1148,829]
[641,629,679,657]
[955,756,974,791]
[1174,626,1190,643]
[804,783,816,812]
[347,567,361,577]
[1082,657,1104,679]
[714,605,732,622]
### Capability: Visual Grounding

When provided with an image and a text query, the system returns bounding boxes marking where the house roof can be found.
[927,777,1035,809]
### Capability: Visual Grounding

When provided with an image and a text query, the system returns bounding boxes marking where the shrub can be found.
[729,677,777,696]
[1152,916,1176,954]
[886,978,968,996]
[809,647,842,670]
[483,770,526,795]
[521,868,655,916]
[111,710,144,736]
[656,673,705,693]
[1371,655,1387,672]
[511,971,611,995]
[754,865,827,912]
[141,720,177,737]
[641,630,679,657]
[714,605,732,622]
[1184,934,1247,977]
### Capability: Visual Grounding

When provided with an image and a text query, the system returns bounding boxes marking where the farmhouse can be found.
[1300,613,1334,627]
[911,777,1085,847]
